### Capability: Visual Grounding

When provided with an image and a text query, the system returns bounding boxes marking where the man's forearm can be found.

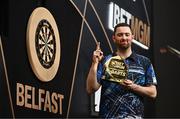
[86,63,100,94]
[130,84,157,98]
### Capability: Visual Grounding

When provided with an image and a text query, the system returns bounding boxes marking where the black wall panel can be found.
[0,0,157,118]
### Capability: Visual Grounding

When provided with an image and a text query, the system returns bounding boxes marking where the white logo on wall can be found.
[108,2,150,50]
[26,7,61,82]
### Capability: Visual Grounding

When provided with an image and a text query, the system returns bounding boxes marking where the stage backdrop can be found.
[0,0,154,118]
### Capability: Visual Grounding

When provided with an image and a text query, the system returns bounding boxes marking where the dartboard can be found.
[26,7,60,82]
[35,20,56,69]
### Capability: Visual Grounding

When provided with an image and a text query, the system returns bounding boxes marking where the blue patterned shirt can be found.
[97,52,157,118]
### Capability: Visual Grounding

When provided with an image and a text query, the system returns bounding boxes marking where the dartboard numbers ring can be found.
[26,7,60,82]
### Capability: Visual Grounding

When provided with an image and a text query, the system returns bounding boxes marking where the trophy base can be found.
[105,78,125,83]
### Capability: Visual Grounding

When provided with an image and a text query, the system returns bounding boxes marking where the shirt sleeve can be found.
[146,64,157,85]
[97,62,103,85]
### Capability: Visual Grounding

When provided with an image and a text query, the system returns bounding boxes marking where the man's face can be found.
[113,26,134,50]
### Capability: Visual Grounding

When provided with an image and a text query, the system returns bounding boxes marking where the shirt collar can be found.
[112,52,136,62]
[126,52,136,62]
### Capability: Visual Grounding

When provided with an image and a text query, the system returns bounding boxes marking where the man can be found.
[86,23,157,118]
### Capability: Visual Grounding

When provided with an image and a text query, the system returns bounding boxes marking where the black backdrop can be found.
[2,0,175,118]
[153,0,180,117]
[1,0,82,118]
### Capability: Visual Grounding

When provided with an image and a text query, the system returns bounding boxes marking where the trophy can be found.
[102,55,128,83]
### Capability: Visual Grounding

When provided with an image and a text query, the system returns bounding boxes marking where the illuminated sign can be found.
[108,2,150,50]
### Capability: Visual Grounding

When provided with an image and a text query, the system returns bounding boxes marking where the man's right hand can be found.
[93,42,104,63]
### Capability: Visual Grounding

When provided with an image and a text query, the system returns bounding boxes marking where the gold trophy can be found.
[103,55,128,83]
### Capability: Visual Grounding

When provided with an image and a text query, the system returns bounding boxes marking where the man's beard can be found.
[116,43,130,50]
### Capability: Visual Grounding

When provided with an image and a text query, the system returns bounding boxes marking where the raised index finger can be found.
[96,42,100,50]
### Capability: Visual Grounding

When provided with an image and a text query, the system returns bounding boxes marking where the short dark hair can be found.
[113,23,132,35]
